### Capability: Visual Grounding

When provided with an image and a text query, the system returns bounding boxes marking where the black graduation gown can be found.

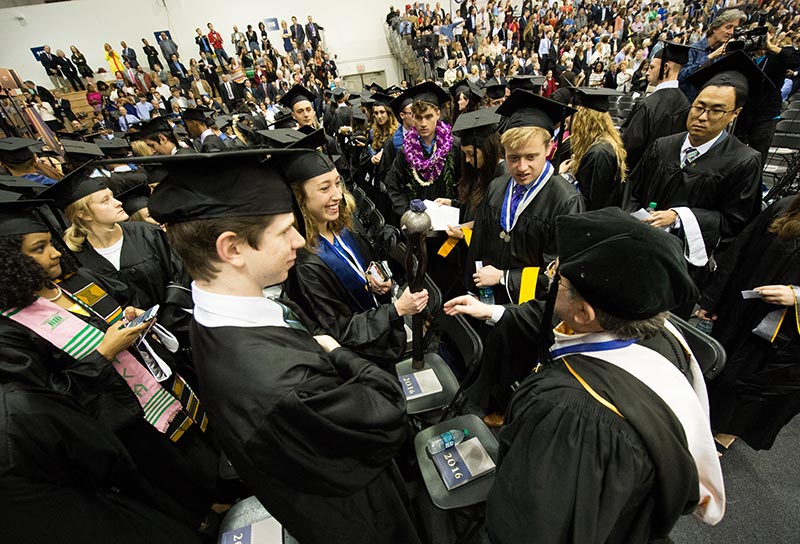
[75,222,192,330]
[484,303,700,544]
[622,87,691,170]
[289,236,406,368]
[1,383,200,543]
[385,138,461,218]
[623,131,762,257]
[467,173,585,304]
[0,293,219,527]
[199,133,226,152]
[189,321,421,544]
[574,141,623,210]
[699,197,800,450]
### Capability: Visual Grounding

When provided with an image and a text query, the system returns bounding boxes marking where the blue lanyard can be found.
[499,161,553,233]
[549,338,636,359]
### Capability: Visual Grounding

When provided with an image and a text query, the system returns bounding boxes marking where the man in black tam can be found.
[146,151,422,544]
[444,207,725,543]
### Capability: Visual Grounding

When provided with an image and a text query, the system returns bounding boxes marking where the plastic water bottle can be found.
[648,201,658,212]
[427,429,470,455]
[695,319,714,335]
[475,261,495,305]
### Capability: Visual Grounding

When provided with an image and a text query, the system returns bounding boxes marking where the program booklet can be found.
[219,516,283,544]
[431,437,496,490]
[398,367,443,400]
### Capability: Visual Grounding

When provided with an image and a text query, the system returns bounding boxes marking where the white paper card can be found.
[741,289,761,299]
[630,208,652,221]
[423,200,461,231]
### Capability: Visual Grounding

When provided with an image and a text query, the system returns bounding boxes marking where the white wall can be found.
[0,0,401,89]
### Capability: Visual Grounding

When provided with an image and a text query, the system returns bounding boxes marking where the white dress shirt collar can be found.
[192,282,289,328]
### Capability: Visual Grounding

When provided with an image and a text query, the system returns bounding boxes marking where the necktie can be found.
[177,63,185,78]
[274,300,307,331]
[509,183,528,218]
[120,117,127,131]
[310,25,315,37]
[681,147,699,168]
[226,83,233,99]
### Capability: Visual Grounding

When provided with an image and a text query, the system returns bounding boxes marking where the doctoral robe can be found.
[622,87,691,170]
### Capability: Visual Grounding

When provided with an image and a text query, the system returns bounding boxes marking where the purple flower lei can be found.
[403,121,454,186]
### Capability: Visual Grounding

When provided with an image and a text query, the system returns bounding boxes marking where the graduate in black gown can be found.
[466,90,584,306]
[148,152,422,544]
[623,51,765,275]
[698,195,800,451]
[136,116,196,156]
[285,149,428,367]
[0,200,220,535]
[182,107,226,153]
[385,82,461,218]
[622,41,692,170]
[39,166,192,331]
[444,208,725,543]
[560,87,627,210]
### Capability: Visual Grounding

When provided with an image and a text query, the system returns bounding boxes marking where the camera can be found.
[727,26,768,53]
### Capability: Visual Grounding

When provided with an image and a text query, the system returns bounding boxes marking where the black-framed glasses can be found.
[689,105,735,120]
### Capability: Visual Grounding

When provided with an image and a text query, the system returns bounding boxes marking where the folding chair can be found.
[780,108,800,121]
[775,119,800,133]
[414,414,499,544]
[667,312,727,380]
[763,133,800,188]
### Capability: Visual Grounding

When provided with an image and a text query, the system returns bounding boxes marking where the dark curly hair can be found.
[0,235,49,309]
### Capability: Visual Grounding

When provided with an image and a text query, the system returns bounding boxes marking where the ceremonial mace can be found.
[400,199,431,370]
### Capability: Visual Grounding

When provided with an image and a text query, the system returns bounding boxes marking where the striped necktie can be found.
[274,300,307,331]
[681,146,699,168]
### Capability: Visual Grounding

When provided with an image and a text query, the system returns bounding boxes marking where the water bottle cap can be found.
[462,429,469,437]
[648,202,657,209]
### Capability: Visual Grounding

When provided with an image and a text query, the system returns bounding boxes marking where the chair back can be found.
[666,313,727,379]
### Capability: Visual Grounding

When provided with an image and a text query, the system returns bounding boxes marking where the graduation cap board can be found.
[136,117,175,140]
[686,49,773,95]
[0,199,51,236]
[496,90,577,133]
[402,81,451,109]
[450,80,485,103]
[0,137,38,164]
[182,107,216,124]
[257,128,325,150]
[0,175,48,197]
[60,139,104,161]
[389,93,414,122]
[507,75,546,92]
[484,78,506,100]
[144,151,297,225]
[0,189,22,202]
[451,109,502,146]
[279,85,316,109]
[37,162,108,210]
[94,138,131,158]
[371,93,394,107]
[570,87,623,113]
[653,41,692,65]
[116,183,151,216]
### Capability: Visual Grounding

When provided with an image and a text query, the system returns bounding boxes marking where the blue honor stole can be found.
[499,161,553,241]
[317,228,377,311]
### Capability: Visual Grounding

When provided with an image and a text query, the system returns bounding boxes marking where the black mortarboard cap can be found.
[0,137,37,164]
[556,208,699,320]
[117,183,150,216]
[485,78,506,100]
[653,41,692,65]
[496,90,577,133]
[403,81,450,109]
[384,85,404,95]
[279,85,316,109]
[258,128,325,149]
[451,109,501,146]
[507,75,546,92]
[95,138,131,158]
[0,175,48,197]
[61,139,104,160]
[0,199,50,236]
[280,149,336,185]
[371,92,394,107]
[0,189,22,202]
[332,87,347,100]
[450,80,485,102]
[37,162,108,210]
[686,50,772,96]
[214,115,233,130]
[137,117,175,140]
[571,87,623,113]
[389,93,414,121]
[182,107,215,123]
[367,82,385,93]
[146,152,295,224]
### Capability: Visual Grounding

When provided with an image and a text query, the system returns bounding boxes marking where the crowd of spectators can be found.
[12,15,340,136]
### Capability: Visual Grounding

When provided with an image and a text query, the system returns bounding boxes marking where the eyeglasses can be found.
[689,105,736,121]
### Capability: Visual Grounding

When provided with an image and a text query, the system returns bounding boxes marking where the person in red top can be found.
[541,69,558,98]
[206,22,230,65]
